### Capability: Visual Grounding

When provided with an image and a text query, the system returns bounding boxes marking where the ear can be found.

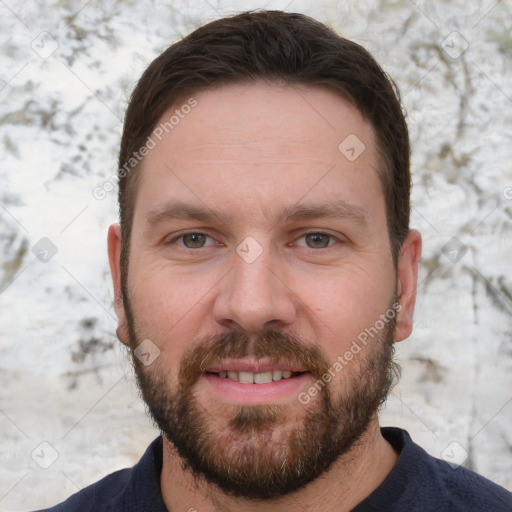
[394,229,422,342]
[107,223,129,346]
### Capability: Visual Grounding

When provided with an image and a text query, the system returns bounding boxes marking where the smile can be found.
[206,369,301,384]
[200,360,311,404]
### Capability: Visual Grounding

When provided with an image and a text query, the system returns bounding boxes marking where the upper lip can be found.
[203,359,307,373]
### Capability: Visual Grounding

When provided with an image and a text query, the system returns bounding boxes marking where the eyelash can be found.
[166,231,342,250]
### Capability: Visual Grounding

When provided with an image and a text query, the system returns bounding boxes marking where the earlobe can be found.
[107,223,130,346]
[394,229,422,342]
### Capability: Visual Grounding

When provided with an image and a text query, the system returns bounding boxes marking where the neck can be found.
[160,418,398,512]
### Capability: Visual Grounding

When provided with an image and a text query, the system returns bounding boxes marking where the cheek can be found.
[126,261,209,357]
[129,254,208,313]
[300,263,395,352]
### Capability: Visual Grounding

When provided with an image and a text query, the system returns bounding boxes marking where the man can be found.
[35,9,512,512]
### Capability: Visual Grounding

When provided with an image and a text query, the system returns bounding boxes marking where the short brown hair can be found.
[118,10,410,284]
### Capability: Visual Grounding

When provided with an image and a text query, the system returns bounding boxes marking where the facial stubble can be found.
[124,297,400,500]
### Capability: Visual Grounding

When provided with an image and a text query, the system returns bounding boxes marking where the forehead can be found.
[133,81,384,229]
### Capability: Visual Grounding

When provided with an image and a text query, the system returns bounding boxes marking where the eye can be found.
[296,232,339,249]
[168,232,216,249]
[166,231,340,250]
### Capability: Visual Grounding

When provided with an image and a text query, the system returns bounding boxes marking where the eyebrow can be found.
[145,199,368,229]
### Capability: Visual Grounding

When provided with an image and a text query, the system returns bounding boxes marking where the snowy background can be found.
[1,0,511,510]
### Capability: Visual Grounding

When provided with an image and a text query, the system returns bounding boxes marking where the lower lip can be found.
[200,373,312,405]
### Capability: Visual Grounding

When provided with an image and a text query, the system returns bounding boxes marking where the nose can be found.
[212,242,297,333]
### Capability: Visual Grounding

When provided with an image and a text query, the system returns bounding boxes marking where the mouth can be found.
[204,369,305,384]
[200,360,311,404]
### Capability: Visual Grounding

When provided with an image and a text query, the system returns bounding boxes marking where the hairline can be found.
[119,79,399,290]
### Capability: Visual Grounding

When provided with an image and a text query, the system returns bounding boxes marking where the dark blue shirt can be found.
[32,427,512,511]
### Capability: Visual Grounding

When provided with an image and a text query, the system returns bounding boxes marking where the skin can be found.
[108,81,422,511]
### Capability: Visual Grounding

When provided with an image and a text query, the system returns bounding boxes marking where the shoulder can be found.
[31,467,132,512]
[355,427,512,512]
[30,436,165,512]
[426,451,512,511]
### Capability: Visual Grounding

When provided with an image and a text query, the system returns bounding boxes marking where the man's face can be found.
[110,82,415,498]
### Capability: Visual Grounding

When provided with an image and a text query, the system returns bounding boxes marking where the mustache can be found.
[178,330,333,389]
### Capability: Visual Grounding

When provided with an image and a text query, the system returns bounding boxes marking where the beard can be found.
[124,295,400,500]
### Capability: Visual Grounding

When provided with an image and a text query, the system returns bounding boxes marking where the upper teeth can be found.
[217,370,293,384]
